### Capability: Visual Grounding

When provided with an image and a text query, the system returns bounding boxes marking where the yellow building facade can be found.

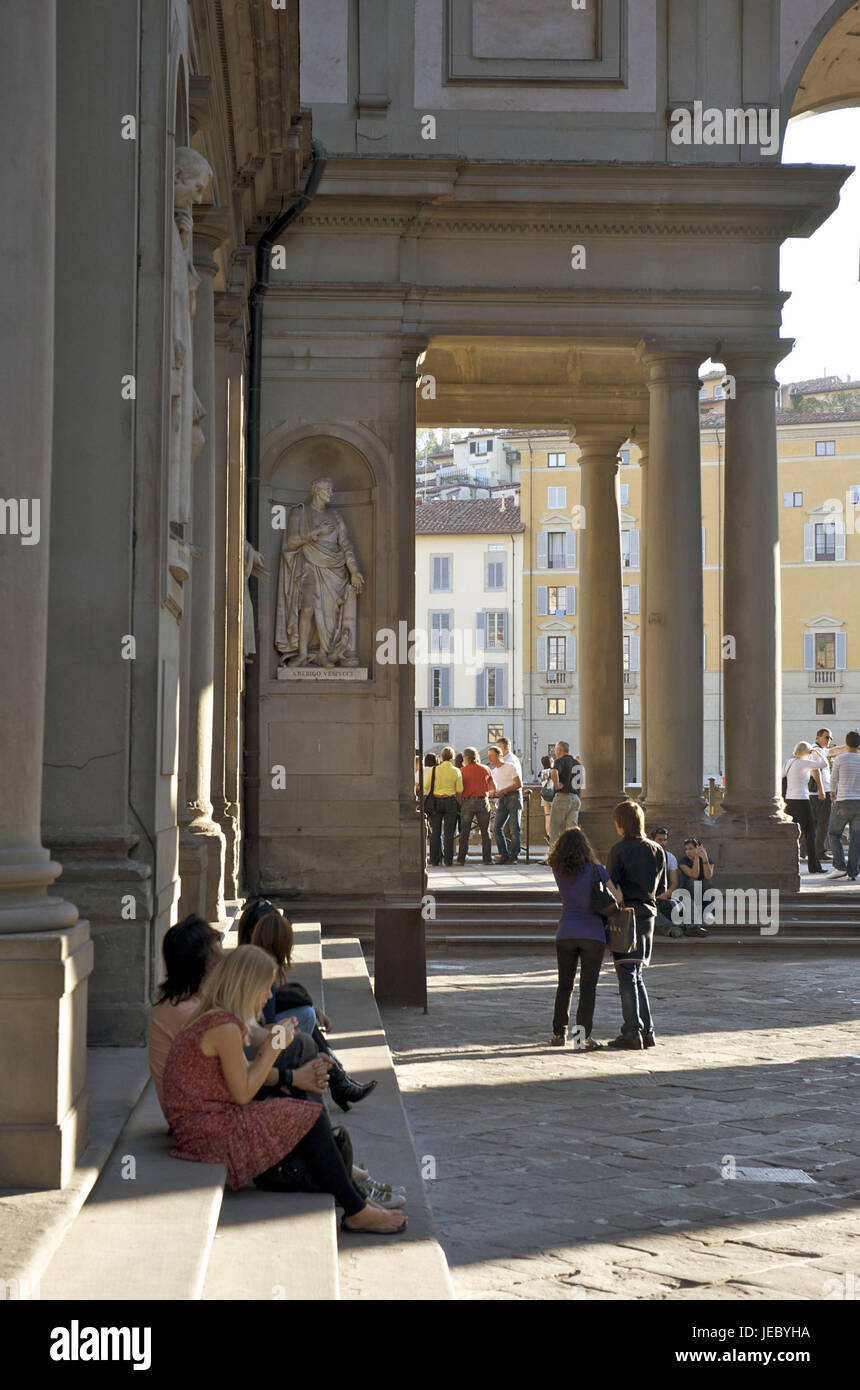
[511,412,860,786]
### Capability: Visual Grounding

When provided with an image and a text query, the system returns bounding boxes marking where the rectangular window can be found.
[849,485,860,505]
[622,585,640,615]
[623,697,630,716]
[429,611,453,653]
[815,633,836,670]
[619,483,629,506]
[475,468,489,486]
[432,723,449,743]
[783,491,803,507]
[624,738,638,785]
[487,543,504,550]
[547,486,567,509]
[485,611,508,649]
[816,698,836,716]
[619,450,630,466]
[546,585,568,615]
[487,723,504,743]
[547,698,566,716]
[815,440,836,456]
[623,635,631,672]
[815,522,837,561]
[430,667,451,708]
[485,553,506,589]
[547,452,566,468]
[547,636,566,672]
[621,530,640,569]
[547,532,565,568]
[431,554,452,590]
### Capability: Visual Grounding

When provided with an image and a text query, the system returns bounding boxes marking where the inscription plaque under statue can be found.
[277,666,368,682]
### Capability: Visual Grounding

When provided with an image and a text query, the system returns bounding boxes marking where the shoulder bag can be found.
[589,864,637,955]
[424,764,439,815]
[781,757,796,801]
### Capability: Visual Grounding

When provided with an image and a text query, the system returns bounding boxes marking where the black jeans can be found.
[785,798,822,872]
[260,1109,365,1216]
[429,801,459,865]
[553,937,605,1039]
[812,794,832,859]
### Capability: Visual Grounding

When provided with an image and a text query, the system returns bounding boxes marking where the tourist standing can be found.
[424,746,462,866]
[547,828,615,1051]
[782,742,826,874]
[605,801,667,1050]
[539,755,555,843]
[457,747,494,865]
[487,745,522,865]
[547,741,583,848]
[828,730,860,880]
[809,729,848,861]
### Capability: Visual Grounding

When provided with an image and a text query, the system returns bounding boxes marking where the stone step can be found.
[321,938,455,1301]
[201,1189,339,1301]
[40,1080,226,1301]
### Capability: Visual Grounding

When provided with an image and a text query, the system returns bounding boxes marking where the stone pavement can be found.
[427,861,860,896]
[379,950,860,1300]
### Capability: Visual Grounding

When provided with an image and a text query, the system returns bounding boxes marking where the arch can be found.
[782,0,860,130]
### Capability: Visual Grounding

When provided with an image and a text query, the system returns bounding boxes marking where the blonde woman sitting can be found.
[162,945,406,1233]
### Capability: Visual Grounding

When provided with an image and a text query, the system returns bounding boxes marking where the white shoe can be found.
[355,1175,407,1209]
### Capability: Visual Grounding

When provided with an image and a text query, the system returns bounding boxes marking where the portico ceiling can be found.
[791,1,860,117]
[416,336,651,430]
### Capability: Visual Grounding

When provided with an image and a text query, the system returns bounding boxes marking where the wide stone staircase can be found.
[12,925,453,1302]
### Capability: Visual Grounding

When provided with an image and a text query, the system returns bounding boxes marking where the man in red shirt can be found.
[457,746,495,865]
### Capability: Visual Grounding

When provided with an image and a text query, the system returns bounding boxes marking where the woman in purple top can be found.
[547,827,614,1051]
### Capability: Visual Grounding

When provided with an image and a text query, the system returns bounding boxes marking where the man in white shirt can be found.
[487,745,522,864]
[828,730,860,880]
[808,728,842,861]
[497,737,523,783]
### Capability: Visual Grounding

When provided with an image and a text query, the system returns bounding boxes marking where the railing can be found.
[545,671,572,686]
[809,669,842,686]
[623,670,638,686]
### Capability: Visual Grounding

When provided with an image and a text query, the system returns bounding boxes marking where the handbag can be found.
[781,757,795,800]
[423,764,439,816]
[604,906,638,956]
[274,980,314,1011]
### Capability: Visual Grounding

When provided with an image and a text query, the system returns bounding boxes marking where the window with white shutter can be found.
[547,486,567,509]
[431,554,452,590]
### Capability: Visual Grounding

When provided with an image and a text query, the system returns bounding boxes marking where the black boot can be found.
[326,1055,378,1113]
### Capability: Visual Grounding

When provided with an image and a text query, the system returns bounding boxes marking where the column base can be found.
[179,819,226,925]
[44,833,154,1046]
[579,795,627,864]
[706,809,800,893]
[640,800,710,849]
[0,921,93,1188]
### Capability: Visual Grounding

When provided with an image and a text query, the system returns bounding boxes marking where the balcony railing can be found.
[545,671,573,686]
[809,668,843,687]
[623,670,638,686]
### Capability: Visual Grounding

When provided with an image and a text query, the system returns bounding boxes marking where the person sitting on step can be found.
[148,914,224,1118]
[163,946,406,1232]
[237,896,377,1113]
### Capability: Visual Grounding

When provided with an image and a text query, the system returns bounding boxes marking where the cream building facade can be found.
[415,500,525,755]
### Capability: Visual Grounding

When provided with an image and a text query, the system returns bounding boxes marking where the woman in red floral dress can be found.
[163,945,406,1233]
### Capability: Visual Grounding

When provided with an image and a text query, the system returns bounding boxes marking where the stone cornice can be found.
[296,209,798,241]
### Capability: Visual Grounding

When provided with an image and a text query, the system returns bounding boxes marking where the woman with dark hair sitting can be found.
[236,897,377,1113]
[605,800,668,1051]
[163,945,406,1234]
[148,915,223,1115]
[546,827,614,1051]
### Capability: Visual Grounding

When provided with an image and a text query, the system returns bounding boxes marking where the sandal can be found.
[341,1212,408,1235]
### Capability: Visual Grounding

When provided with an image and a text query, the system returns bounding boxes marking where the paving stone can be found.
[381,951,860,1301]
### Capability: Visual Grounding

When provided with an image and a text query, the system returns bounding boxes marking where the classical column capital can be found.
[636,340,711,385]
[573,423,629,465]
[192,206,231,277]
[718,338,794,386]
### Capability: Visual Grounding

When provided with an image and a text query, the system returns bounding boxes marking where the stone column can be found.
[576,427,628,857]
[396,339,427,886]
[0,1,92,1187]
[212,297,247,904]
[632,432,648,801]
[641,348,707,837]
[715,342,798,888]
[178,211,228,925]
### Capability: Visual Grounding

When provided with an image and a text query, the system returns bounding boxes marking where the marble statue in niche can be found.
[169,145,213,530]
[275,477,364,668]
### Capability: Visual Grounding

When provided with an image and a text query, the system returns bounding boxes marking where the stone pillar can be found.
[632,432,648,801]
[396,340,427,887]
[178,212,228,925]
[714,342,798,889]
[576,427,627,857]
[0,1,92,1187]
[212,296,247,904]
[641,348,707,837]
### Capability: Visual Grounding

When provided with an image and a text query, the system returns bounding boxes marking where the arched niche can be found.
[262,433,378,681]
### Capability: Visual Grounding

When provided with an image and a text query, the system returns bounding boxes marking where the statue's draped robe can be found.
[275,503,358,662]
